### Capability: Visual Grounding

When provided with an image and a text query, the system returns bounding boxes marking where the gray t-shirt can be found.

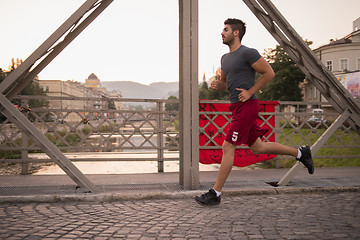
[221,45,262,103]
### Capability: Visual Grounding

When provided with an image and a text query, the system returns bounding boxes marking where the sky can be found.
[0,0,359,85]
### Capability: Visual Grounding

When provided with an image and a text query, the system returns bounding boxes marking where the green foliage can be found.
[258,128,360,168]
[107,98,116,110]
[199,81,209,99]
[65,133,81,146]
[0,148,21,159]
[12,81,49,109]
[0,137,30,159]
[45,130,81,147]
[0,68,7,122]
[165,96,180,111]
[198,81,229,100]
[258,42,312,101]
[0,59,48,109]
[163,119,179,132]
[0,68,6,81]
[82,126,92,136]
[98,124,112,133]
[45,133,58,145]
[165,136,179,150]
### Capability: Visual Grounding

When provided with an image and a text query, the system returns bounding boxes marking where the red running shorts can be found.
[224,99,268,147]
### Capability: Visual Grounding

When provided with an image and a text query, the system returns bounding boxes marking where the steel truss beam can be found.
[0,0,114,192]
[278,110,351,185]
[243,0,360,185]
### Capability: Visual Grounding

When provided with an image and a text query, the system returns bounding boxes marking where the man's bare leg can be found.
[251,137,314,174]
[213,140,236,192]
[250,138,297,157]
[213,138,298,193]
[194,137,314,205]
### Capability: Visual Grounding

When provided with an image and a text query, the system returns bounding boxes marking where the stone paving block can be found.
[0,192,360,239]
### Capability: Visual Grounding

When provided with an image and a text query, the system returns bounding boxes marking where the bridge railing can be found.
[0,96,359,174]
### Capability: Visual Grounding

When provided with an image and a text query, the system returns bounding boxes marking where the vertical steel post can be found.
[21,98,29,175]
[157,101,164,172]
[21,131,29,175]
[274,104,280,168]
[179,0,199,189]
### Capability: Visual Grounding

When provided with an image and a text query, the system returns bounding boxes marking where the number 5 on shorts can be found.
[232,131,238,142]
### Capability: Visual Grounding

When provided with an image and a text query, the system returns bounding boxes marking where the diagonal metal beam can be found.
[0,93,100,192]
[278,110,351,186]
[243,0,360,185]
[0,0,113,192]
[242,0,360,134]
[0,0,113,99]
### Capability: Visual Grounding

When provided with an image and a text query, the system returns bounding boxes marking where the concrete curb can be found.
[0,186,359,203]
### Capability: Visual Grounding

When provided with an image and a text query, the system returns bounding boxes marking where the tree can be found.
[0,58,48,108]
[257,42,312,101]
[8,58,23,71]
[207,88,229,100]
[165,96,179,111]
[0,68,6,82]
[198,80,229,100]
[0,68,7,122]
[106,98,116,110]
[199,81,209,99]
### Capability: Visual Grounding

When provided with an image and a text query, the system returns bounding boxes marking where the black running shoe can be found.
[194,189,221,206]
[297,145,314,174]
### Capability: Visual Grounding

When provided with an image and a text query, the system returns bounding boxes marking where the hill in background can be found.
[102,81,179,99]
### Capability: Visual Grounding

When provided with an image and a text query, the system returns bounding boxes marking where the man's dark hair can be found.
[224,18,246,41]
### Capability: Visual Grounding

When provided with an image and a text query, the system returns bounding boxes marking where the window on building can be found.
[313,86,317,99]
[340,58,349,72]
[306,87,311,100]
[326,60,333,71]
[357,57,360,70]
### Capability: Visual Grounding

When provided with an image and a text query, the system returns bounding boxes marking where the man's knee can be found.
[251,146,262,155]
[250,141,264,155]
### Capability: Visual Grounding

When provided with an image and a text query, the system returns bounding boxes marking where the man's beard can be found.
[222,36,235,46]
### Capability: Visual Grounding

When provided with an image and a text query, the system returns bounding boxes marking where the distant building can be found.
[85,73,123,110]
[301,17,360,112]
[38,79,107,122]
[315,17,360,74]
[85,73,106,93]
[107,89,123,110]
[38,72,126,121]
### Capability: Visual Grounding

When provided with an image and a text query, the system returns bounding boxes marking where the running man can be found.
[195,18,314,206]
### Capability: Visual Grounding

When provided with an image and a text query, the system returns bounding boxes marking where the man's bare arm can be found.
[236,57,274,102]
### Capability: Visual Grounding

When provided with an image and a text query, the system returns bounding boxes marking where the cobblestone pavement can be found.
[0,191,359,240]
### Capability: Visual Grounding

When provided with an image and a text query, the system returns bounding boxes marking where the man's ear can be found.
[233,29,239,37]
